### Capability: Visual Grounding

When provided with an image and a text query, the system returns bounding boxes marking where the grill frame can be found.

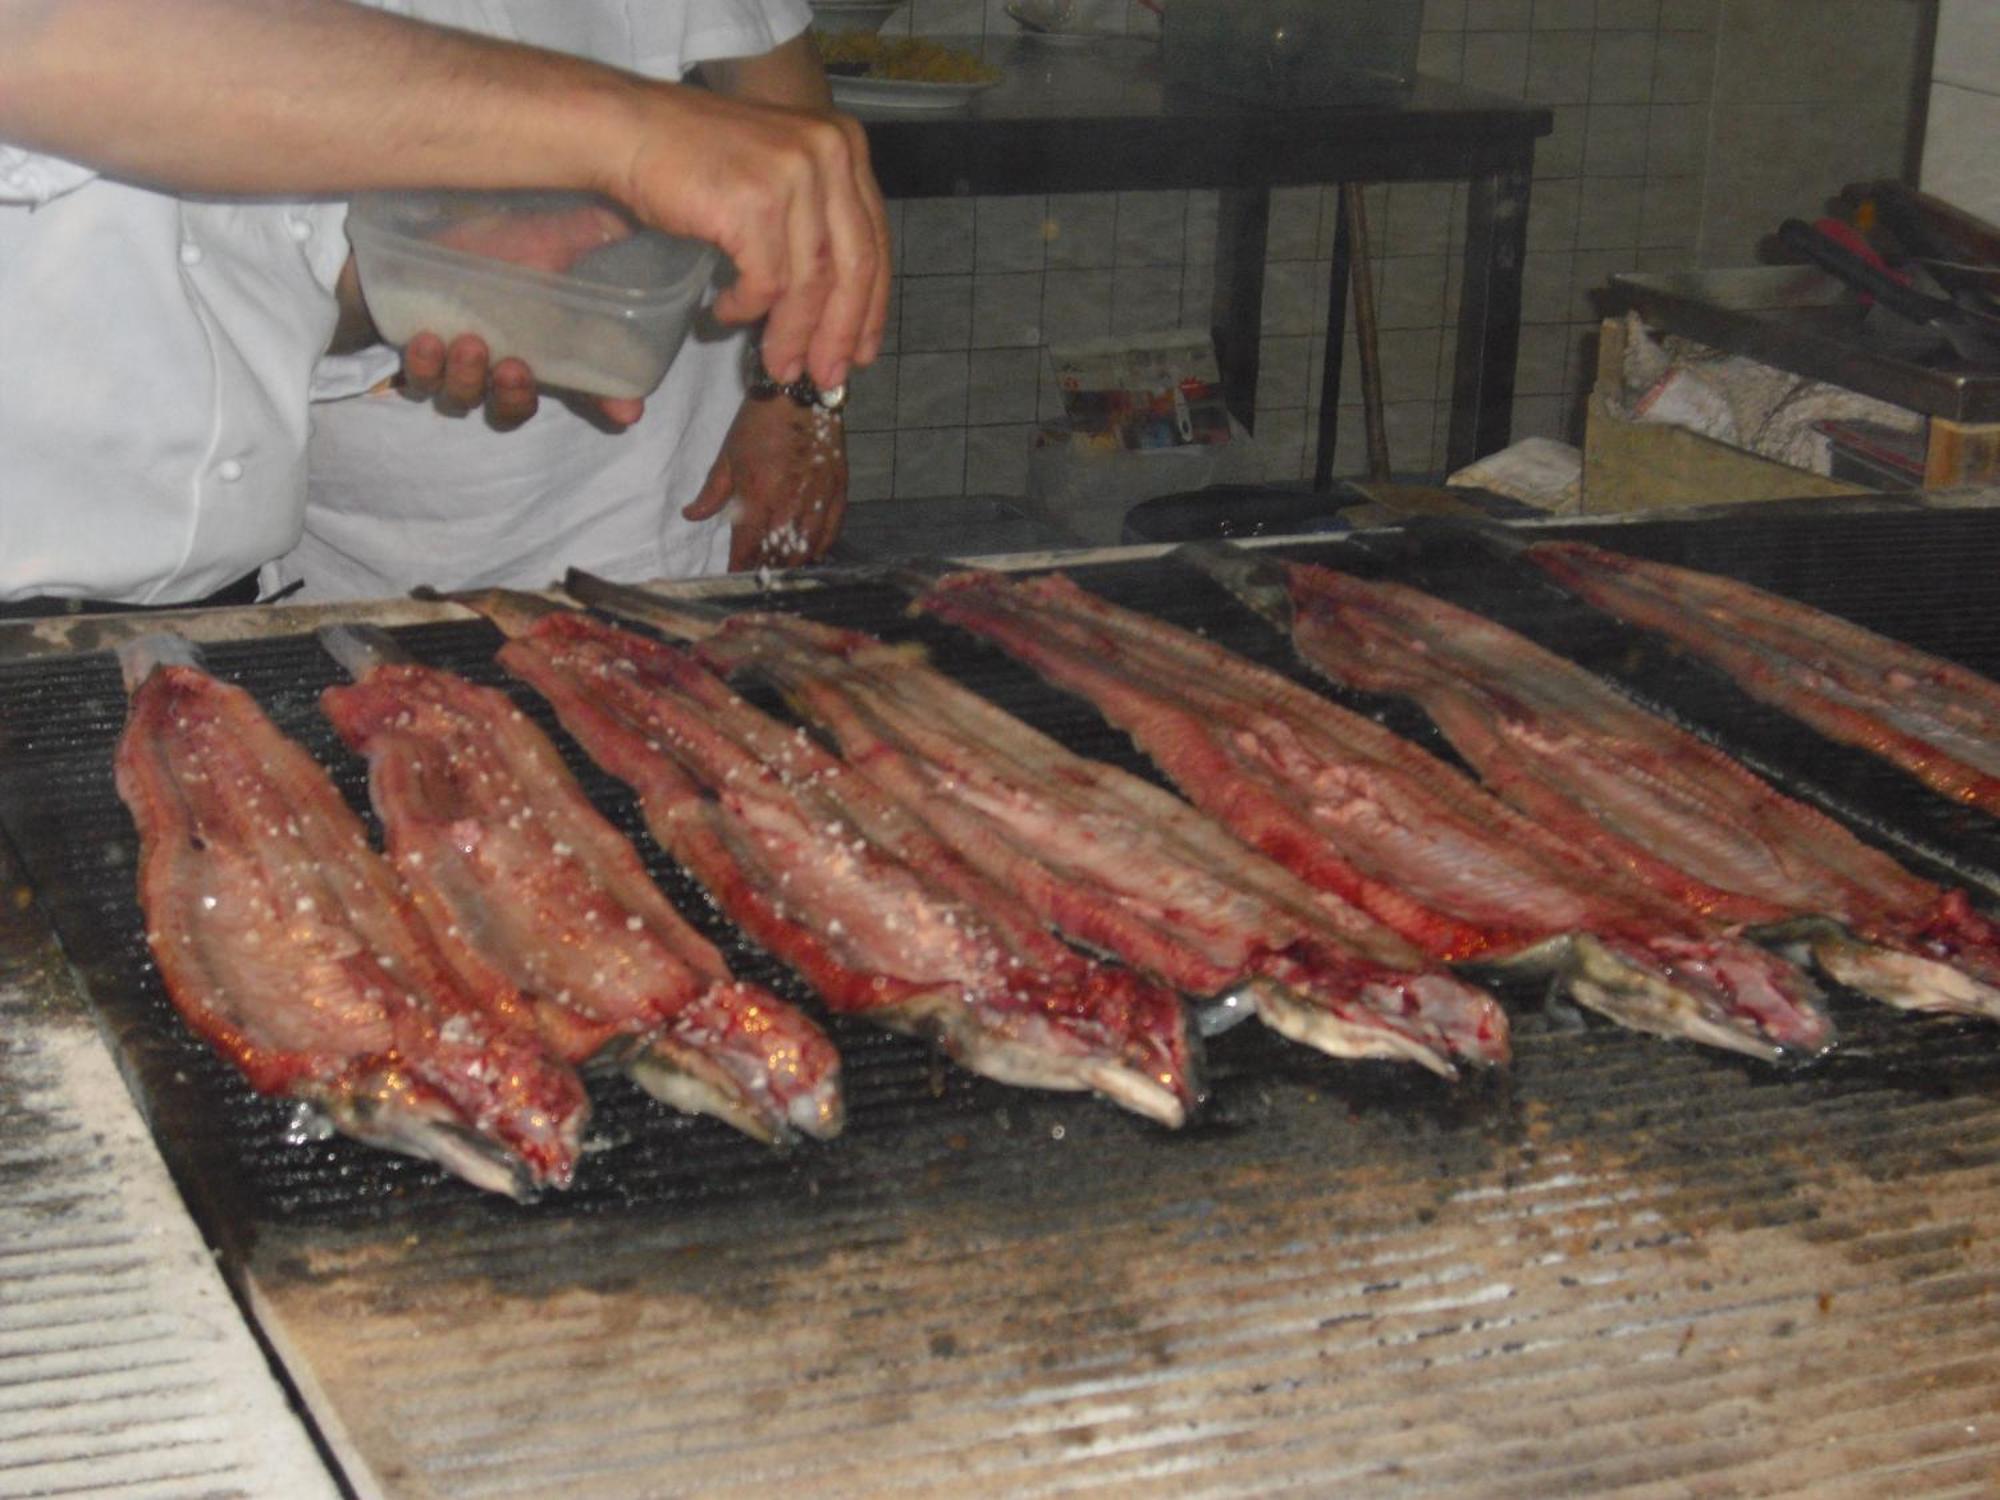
[1,506,1998,1496]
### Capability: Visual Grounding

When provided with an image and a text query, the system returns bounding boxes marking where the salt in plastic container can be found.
[346,190,721,402]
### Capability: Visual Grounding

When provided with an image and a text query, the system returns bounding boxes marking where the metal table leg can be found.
[1447,161,1533,472]
[1213,186,1270,437]
[1313,186,1355,491]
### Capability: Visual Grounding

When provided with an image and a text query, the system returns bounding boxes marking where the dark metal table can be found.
[850,39,1551,485]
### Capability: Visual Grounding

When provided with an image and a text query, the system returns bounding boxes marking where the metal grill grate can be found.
[1,508,1998,1496]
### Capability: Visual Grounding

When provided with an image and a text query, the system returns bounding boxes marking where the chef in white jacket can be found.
[0,0,887,608]
[284,0,843,601]
[0,163,355,606]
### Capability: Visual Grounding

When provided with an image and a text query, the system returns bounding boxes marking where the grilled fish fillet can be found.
[114,633,587,1199]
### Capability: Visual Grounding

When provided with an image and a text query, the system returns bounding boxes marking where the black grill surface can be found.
[1,506,1998,1497]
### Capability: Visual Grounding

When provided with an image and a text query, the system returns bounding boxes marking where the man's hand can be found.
[617,88,890,395]
[682,396,847,571]
[397,332,644,431]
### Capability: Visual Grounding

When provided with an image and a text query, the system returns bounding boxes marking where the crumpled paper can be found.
[1612,312,1922,474]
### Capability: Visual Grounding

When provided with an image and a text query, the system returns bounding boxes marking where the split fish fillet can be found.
[1188,544,2000,1024]
[1530,538,2000,818]
[317,626,843,1145]
[113,634,587,1199]
[465,593,1202,1127]
[562,572,1508,1079]
[916,570,1834,1064]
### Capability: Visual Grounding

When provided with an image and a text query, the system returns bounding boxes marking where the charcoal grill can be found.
[2,506,1999,1497]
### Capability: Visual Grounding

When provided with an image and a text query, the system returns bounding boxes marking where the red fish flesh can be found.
[562,577,1508,1078]
[468,595,1201,1127]
[317,627,843,1144]
[1530,539,2000,818]
[918,570,1834,1063]
[113,635,587,1199]
[1203,548,2000,1023]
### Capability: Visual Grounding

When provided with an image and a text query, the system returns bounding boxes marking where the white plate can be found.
[830,73,998,110]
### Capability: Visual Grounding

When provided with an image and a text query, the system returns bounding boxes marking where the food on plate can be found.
[1191,544,2000,1022]
[1530,539,2000,819]
[816,34,1001,83]
[113,633,588,1200]
[464,591,1202,1127]
[563,571,1508,1077]
[916,569,1836,1063]
[317,626,844,1145]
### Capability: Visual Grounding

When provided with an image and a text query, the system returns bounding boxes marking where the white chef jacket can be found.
[0,0,808,607]
[0,159,350,603]
[279,0,810,602]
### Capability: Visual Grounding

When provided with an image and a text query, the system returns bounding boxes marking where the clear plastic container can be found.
[346,190,720,401]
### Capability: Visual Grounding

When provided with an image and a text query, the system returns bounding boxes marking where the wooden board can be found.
[1583,317,1871,514]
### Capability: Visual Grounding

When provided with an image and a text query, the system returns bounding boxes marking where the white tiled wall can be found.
[1923,0,2000,223]
[1697,0,1927,266]
[845,0,1922,499]
[1407,0,1726,463]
